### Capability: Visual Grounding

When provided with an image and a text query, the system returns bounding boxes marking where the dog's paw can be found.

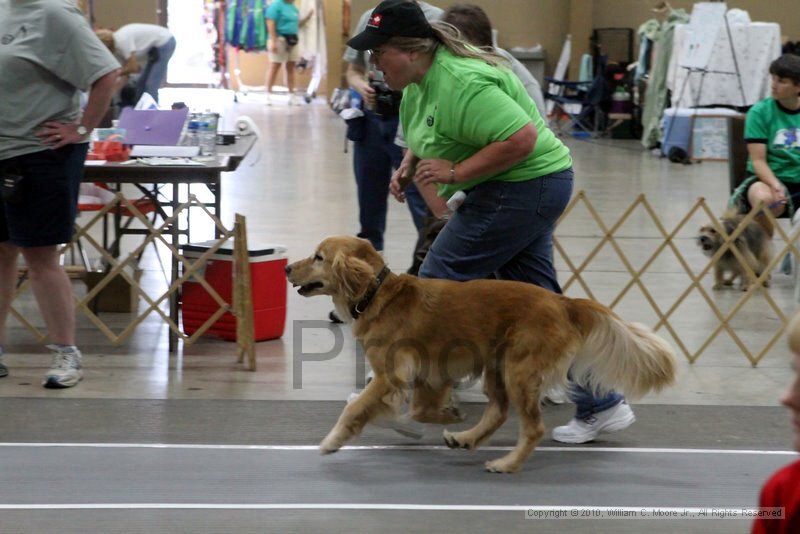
[484,457,521,474]
[319,433,343,455]
[443,429,473,450]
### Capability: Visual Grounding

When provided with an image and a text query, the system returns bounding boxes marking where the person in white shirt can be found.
[96,23,175,103]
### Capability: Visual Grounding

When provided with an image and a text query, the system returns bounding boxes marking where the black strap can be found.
[350,265,391,319]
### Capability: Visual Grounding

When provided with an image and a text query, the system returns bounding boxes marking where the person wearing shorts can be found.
[265,0,314,105]
[0,0,119,387]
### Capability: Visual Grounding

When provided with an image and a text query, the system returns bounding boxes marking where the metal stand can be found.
[662,12,747,157]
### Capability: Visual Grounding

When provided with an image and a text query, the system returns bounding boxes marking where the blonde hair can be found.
[789,311,800,355]
[384,21,506,68]
[95,29,115,54]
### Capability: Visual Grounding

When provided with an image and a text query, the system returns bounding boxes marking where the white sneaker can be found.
[43,345,83,389]
[551,402,635,444]
[543,385,568,405]
[265,92,273,106]
[288,94,300,106]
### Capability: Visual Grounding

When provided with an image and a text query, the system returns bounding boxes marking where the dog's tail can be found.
[568,300,677,399]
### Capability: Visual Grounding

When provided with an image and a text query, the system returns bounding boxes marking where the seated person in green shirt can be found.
[733,54,800,217]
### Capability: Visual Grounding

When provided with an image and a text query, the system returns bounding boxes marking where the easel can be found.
[662,2,747,156]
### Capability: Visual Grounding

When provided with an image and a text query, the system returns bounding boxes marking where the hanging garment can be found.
[634,19,660,84]
[641,8,690,149]
[299,0,327,98]
[225,0,268,51]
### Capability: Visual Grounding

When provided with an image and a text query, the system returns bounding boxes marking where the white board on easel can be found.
[679,2,728,70]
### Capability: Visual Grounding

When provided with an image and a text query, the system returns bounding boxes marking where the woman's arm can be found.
[390,150,449,218]
[300,8,315,27]
[748,142,785,200]
[414,123,537,187]
[37,69,120,148]
[267,19,278,53]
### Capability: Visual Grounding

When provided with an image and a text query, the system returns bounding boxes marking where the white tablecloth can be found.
[667,22,781,108]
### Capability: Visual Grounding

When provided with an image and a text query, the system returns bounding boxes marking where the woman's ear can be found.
[331,252,375,302]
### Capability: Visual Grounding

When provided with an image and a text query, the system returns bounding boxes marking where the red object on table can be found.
[87,140,131,162]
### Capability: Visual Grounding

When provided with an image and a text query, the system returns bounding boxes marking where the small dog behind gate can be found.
[696,209,774,290]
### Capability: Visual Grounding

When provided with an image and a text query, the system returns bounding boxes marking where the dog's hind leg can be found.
[411,383,464,424]
[319,376,401,454]
[443,366,509,451]
[484,365,544,474]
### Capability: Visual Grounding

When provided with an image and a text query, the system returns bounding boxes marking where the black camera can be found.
[369,78,402,117]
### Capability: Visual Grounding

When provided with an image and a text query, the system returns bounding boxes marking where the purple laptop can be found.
[117,108,189,146]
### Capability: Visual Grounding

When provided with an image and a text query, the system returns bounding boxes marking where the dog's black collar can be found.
[350,265,391,319]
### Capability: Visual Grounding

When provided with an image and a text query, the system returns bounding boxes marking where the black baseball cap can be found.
[347,0,435,51]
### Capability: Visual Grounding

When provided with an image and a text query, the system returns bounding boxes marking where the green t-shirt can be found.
[266,0,299,39]
[745,97,800,184]
[401,47,572,198]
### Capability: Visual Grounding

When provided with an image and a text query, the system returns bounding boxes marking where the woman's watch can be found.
[76,125,89,138]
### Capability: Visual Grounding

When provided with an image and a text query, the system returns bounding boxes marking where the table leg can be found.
[169,182,179,353]
[215,173,221,238]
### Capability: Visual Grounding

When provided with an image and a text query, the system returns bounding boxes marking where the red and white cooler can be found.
[181,240,288,341]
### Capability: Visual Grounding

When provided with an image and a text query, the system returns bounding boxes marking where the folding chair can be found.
[544,74,606,137]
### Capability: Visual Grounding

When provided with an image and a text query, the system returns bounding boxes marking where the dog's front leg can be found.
[319,376,400,454]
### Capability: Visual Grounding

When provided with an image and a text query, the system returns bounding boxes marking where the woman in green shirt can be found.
[733,54,800,217]
[347,0,635,444]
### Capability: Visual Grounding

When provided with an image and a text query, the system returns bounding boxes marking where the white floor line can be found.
[0,442,797,455]
[0,504,767,512]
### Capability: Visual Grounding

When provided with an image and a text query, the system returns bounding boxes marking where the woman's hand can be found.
[771,184,787,205]
[390,168,406,202]
[36,122,87,149]
[352,78,376,109]
[414,159,456,187]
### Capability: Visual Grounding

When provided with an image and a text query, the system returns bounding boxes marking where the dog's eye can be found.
[708,228,717,234]
[314,254,323,261]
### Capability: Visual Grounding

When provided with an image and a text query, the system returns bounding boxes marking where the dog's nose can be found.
[284,265,292,276]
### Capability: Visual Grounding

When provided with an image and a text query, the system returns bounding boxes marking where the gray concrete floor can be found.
[0,88,797,532]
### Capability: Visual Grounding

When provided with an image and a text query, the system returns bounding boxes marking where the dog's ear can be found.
[331,252,375,301]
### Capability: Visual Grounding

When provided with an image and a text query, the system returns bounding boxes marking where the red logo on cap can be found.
[368,14,382,28]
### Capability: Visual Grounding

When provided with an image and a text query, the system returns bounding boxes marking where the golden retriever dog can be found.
[286,236,677,473]
[697,209,774,290]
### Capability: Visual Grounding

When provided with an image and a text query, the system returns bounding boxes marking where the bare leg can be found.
[319,375,402,454]
[443,367,508,450]
[265,62,282,93]
[285,62,296,94]
[485,368,544,473]
[747,182,785,217]
[0,242,20,346]
[20,246,74,345]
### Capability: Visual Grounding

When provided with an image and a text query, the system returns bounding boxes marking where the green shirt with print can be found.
[745,97,800,184]
[400,47,572,198]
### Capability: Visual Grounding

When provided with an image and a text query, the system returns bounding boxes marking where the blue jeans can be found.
[353,110,427,251]
[418,168,624,417]
[137,37,176,103]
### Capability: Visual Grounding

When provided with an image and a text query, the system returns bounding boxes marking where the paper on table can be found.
[138,157,205,166]
[84,160,108,166]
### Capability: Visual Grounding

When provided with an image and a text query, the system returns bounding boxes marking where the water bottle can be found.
[198,111,217,157]
[198,122,216,157]
[183,120,200,148]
